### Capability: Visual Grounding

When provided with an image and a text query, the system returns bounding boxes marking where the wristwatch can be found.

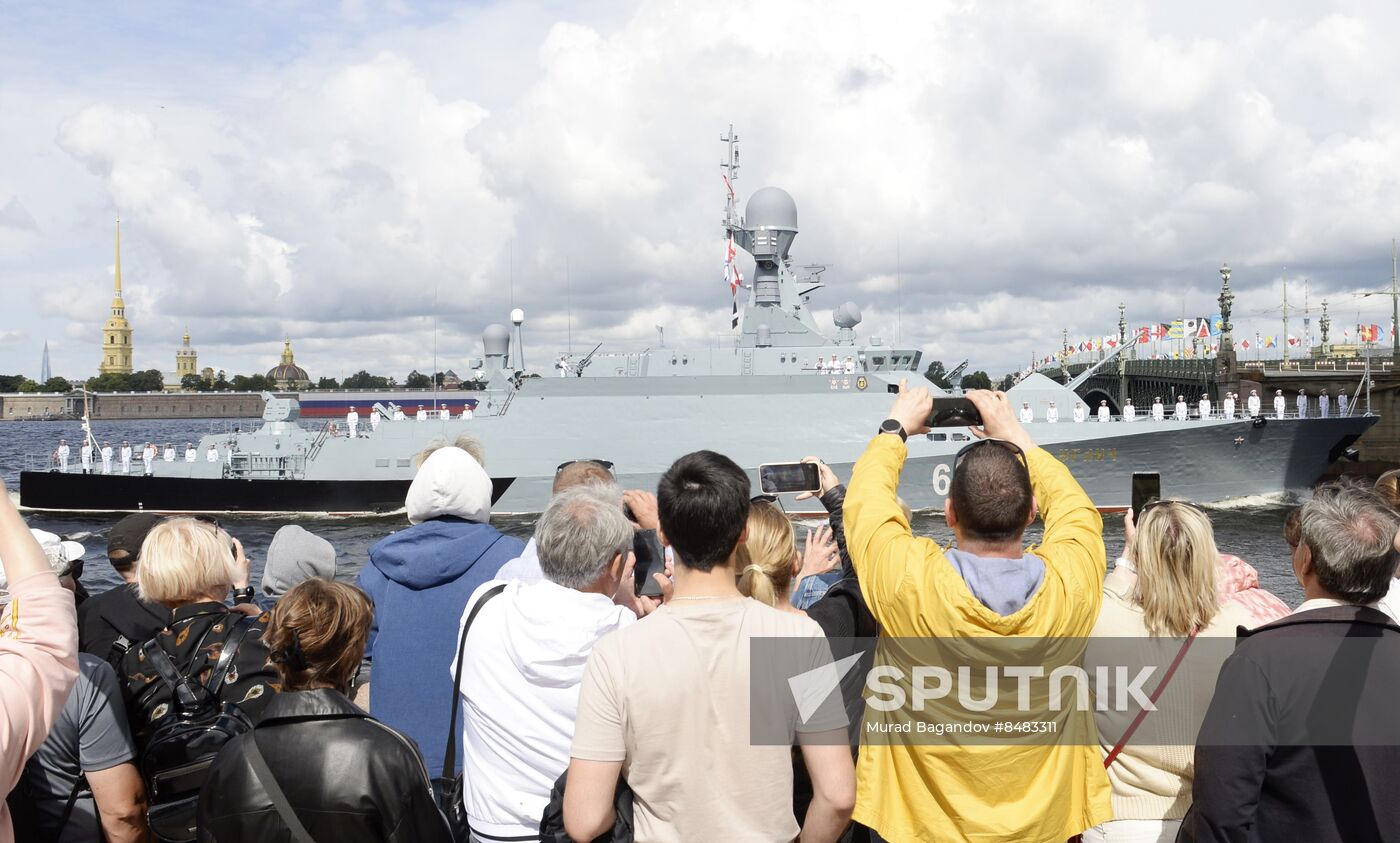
[878,418,907,442]
[230,586,256,605]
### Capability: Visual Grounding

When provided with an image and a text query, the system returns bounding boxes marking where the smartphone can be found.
[759,462,822,495]
[927,398,983,428]
[633,532,667,598]
[1131,473,1161,519]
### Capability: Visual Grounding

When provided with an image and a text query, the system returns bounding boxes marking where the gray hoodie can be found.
[944,548,1045,616]
[260,525,337,601]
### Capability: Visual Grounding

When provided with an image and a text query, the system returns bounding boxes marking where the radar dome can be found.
[834,302,863,329]
[510,308,525,325]
[745,187,798,231]
[483,324,511,357]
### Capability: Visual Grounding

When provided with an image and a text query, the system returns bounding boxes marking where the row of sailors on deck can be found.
[341,404,475,437]
[53,440,225,473]
[1016,387,1349,423]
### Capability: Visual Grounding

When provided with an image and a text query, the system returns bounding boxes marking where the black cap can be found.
[107,512,163,569]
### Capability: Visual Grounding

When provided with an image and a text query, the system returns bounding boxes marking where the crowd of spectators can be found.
[4,384,1400,843]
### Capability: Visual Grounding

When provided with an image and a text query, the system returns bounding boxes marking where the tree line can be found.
[922,360,1018,392]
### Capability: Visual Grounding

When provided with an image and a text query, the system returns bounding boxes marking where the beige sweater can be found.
[1087,567,1254,821]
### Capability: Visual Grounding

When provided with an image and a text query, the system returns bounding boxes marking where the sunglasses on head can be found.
[953,438,1031,481]
[556,459,615,475]
[751,493,779,504]
[1138,498,1207,518]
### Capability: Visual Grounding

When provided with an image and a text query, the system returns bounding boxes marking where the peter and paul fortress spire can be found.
[99,216,134,375]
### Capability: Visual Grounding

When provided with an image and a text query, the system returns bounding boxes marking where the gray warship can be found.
[19,131,1376,515]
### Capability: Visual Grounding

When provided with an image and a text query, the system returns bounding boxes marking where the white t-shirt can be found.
[455,579,635,838]
[1378,579,1400,625]
[572,597,842,843]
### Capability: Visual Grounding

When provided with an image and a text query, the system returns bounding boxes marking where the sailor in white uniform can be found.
[80,442,93,474]
[1223,393,1236,420]
[393,407,405,422]
[462,406,474,420]
[206,445,219,462]
[119,441,132,474]
[163,444,176,463]
[830,355,841,374]
[416,405,428,422]
[1296,389,1308,418]
[1198,395,1211,419]
[1019,402,1034,423]
[142,443,156,475]
[370,410,380,432]
[1319,389,1330,418]
[557,354,570,377]
[1073,402,1087,423]
[1123,399,1136,422]
[1097,400,1111,422]
[844,356,856,374]
[184,443,197,463]
[1152,397,1165,421]
[439,407,450,421]
[1339,392,1350,416]
[347,407,360,438]
[1174,396,1189,421]
[100,442,113,475]
[55,439,69,472]
[1273,390,1286,419]
[1046,401,1059,423]
[1247,389,1260,417]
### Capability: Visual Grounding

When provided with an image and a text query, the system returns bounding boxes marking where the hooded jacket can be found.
[196,688,453,843]
[358,449,524,779]
[456,578,635,838]
[844,434,1111,843]
[256,525,336,610]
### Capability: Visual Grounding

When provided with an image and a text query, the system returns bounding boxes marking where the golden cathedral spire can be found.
[99,215,134,375]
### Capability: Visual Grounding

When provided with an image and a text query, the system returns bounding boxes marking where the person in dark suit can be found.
[1189,481,1400,843]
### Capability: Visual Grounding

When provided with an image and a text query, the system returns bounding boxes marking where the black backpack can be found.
[138,614,258,843]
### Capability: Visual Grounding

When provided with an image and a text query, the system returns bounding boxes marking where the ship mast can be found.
[721,124,740,235]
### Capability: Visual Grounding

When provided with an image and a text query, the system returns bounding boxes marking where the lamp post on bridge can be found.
[1216,262,1239,391]
[1320,300,1331,358]
[1117,303,1128,408]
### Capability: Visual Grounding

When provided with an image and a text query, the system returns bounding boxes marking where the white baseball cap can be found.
[29,529,86,564]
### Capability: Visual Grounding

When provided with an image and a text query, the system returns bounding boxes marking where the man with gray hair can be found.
[1189,481,1400,842]
[452,484,654,842]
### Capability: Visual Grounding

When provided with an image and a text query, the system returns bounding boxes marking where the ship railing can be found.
[225,452,307,480]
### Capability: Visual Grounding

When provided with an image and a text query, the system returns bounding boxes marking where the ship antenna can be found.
[721,123,740,233]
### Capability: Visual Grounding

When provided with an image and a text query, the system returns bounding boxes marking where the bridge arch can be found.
[1080,388,1119,415]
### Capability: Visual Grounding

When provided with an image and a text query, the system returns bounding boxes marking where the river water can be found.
[0,418,1305,605]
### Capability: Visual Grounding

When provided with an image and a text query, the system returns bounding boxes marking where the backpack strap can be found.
[208,614,258,697]
[142,637,202,712]
[442,583,508,780]
[140,613,258,712]
[53,773,89,837]
[245,733,316,843]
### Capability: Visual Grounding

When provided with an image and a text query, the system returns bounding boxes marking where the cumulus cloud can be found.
[4,0,1400,379]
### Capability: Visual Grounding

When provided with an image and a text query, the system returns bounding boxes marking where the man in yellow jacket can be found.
[845,383,1111,842]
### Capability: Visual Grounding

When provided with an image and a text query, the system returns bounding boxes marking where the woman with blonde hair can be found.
[736,500,837,613]
[198,580,452,841]
[119,517,278,745]
[1083,501,1254,843]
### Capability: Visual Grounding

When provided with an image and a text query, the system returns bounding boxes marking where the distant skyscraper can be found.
[40,340,51,383]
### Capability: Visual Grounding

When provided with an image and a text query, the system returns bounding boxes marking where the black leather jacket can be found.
[196,688,453,842]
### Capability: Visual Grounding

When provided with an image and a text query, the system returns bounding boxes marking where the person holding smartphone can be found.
[844,382,1110,842]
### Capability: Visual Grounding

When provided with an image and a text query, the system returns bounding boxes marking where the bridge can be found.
[1037,262,1400,462]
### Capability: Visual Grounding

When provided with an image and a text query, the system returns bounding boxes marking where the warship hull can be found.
[17,373,1376,515]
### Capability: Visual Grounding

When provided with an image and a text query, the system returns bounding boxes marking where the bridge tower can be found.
[1117,303,1128,407]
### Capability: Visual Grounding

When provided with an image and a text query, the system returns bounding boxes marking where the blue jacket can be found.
[357,517,524,778]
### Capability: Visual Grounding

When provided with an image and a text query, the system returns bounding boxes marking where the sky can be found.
[3,0,1400,382]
